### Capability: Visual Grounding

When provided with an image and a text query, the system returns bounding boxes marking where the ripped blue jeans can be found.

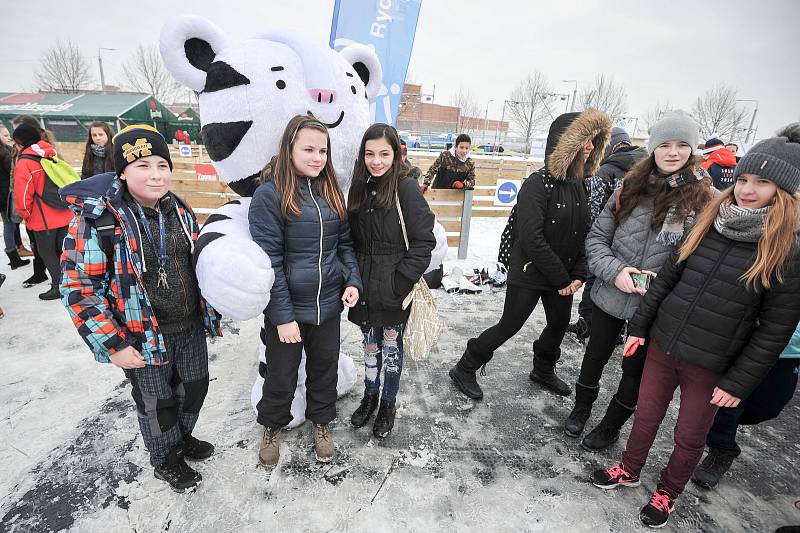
[361,324,405,402]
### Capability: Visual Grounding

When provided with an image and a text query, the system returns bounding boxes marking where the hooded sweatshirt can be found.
[701,146,737,191]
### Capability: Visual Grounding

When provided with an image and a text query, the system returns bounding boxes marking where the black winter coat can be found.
[628,227,800,399]
[249,178,362,326]
[588,146,647,221]
[0,146,12,217]
[348,175,436,327]
[506,167,590,291]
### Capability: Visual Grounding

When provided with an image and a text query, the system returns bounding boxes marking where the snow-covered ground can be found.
[1,218,798,532]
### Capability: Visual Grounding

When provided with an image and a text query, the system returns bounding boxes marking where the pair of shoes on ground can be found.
[258,422,335,470]
[154,435,215,493]
[351,393,396,438]
[592,462,677,528]
[441,266,483,294]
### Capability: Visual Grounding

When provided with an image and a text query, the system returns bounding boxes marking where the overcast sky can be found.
[2,0,798,142]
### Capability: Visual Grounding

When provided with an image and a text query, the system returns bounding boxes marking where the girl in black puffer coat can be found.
[249,115,363,469]
[592,124,800,529]
[449,110,612,401]
[347,124,436,439]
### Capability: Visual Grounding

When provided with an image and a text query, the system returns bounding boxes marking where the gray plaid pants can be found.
[125,321,209,467]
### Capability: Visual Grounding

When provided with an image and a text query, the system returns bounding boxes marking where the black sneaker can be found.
[567,317,590,341]
[182,435,215,461]
[529,368,572,396]
[692,448,737,489]
[372,399,396,438]
[591,462,641,489]
[639,486,676,528]
[351,393,379,427]
[38,286,61,301]
[154,455,201,492]
[23,273,48,288]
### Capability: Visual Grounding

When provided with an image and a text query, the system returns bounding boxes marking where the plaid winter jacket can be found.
[59,172,222,365]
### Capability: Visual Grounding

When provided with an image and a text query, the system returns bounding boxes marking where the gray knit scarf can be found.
[90,143,106,158]
[655,165,708,245]
[713,198,769,243]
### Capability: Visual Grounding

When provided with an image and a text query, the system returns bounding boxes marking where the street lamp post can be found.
[563,80,578,112]
[98,47,117,93]
[483,99,494,147]
[736,99,759,144]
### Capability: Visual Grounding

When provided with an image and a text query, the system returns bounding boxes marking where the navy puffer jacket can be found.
[249,178,362,326]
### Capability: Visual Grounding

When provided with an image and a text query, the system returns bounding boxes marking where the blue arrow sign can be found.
[496,180,519,205]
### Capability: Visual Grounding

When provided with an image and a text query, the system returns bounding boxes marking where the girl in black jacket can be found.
[347,124,436,438]
[592,124,800,529]
[449,110,612,400]
[249,115,363,469]
[80,121,115,179]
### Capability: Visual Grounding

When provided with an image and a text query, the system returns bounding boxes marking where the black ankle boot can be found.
[564,382,600,438]
[38,286,61,301]
[529,364,572,396]
[581,397,636,451]
[23,272,48,288]
[372,399,396,438]
[351,393,379,427]
[5,249,30,270]
[154,447,201,492]
[449,339,489,400]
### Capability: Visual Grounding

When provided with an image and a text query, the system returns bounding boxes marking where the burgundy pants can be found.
[620,341,721,497]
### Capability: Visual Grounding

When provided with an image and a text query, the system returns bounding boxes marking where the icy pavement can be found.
[1,218,798,532]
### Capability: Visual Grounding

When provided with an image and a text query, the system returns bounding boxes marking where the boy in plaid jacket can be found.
[59,125,222,492]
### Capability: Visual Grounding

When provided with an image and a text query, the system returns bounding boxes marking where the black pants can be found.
[30,226,67,289]
[474,285,572,371]
[706,358,799,456]
[577,276,595,322]
[257,317,340,429]
[577,306,646,407]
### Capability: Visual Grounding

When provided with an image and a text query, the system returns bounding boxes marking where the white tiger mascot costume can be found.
[159,16,447,428]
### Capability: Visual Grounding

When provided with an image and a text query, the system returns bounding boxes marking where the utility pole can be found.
[736,99,759,144]
[98,47,116,93]
[563,80,578,112]
[483,99,494,146]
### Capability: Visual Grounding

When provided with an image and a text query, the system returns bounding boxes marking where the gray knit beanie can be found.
[646,111,699,153]
[733,123,800,193]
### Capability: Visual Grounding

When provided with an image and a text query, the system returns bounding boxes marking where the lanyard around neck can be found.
[133,201,170,288]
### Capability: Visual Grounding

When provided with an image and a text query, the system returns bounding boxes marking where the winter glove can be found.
[452,181,465,189]
[420,183,429,193]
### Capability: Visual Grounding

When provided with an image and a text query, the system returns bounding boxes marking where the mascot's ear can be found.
[338,44,383,100]
[160,15,231,92]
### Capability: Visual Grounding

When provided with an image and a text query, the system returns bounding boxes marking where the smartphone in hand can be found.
[631,272,653,290]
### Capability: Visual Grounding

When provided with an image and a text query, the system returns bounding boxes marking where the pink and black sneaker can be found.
[591,462,641,489]
[639,485,677,528]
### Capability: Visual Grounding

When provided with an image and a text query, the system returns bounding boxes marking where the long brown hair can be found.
[264,114,346,220]
[81,121,115,176]
[348,123,408,212]
[615,154,713,229]
[11,114,56,144]
[678,187,800,289]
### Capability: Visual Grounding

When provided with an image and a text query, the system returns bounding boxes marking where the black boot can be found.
[566,317,590,342]
[5,249,30,270]
[23,271,48,288]
[564,382,600,438]
[351,393,379,427]
[448,338,489,400]
[692,447,738,489]
[372,399,396,438]
[181,434,215,461]
[154,447,201,492]
[581,396,636,451]
[38,285,61,301]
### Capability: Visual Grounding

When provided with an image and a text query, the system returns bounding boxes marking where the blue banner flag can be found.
[329,0,422,125]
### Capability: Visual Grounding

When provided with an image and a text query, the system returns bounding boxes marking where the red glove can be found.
[452,181,465,189]
[420,184,429,192]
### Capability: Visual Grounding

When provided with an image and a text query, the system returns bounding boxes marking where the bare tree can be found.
[35,40,94,93]
[643,101,674,131]
[449,87,482,134]
[123,44,184,104]
[691,84,748,140]
[579,74,628,121]
[507,70,552,153]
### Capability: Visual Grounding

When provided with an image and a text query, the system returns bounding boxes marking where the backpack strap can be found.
[94,209,117,261]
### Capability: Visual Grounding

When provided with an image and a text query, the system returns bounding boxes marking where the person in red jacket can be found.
[12,123,73,300]
[701,137,737,191]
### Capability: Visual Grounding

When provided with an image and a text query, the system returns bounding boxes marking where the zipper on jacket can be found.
[664,240,735,355]
[307,178,324,325]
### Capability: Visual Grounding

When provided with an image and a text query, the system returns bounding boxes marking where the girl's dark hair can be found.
[11,115,56,144]
[348,123,408,212]
[455,133,471,146]
[81,122,116,177]
[614,153,713,229]
[266,114,346,220]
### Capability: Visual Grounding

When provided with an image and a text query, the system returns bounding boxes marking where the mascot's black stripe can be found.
[202,121,253,162]
[202,213,232,226]
[192,232,225,269]
[227,174,260,197]
[260,327,268,346]
[204,61,251,93]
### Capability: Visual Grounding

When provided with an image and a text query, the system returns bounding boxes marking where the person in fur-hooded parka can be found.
[449,109,612,401]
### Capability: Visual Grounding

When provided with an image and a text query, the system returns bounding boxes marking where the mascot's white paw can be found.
[251,345,358,429]
[426,220,448,273]
[195,199,276,321]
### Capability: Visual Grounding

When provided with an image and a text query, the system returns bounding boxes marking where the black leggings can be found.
[577,306,646,407]
[474,285,573,370]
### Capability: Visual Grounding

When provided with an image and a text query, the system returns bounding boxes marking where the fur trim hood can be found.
[546,109,612,180]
